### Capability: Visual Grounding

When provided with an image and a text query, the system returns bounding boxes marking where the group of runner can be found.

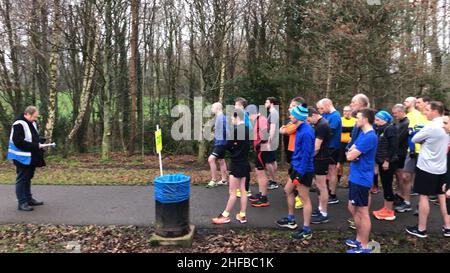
[206,94,450,253]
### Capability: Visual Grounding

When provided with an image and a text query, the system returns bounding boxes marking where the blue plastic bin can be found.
[154,174,190,237]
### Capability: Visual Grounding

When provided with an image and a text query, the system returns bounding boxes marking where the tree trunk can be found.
[429,1,441,75]
[44,0,62,143]
[218,34,227,103]
[325,52,333,99]
[196,70,206,164]
[30,0,49,124]
[116,19,129,153]
[128,0,139,155]
[1,0,23,114]
[64,3,98,151]
[101,0,113,160]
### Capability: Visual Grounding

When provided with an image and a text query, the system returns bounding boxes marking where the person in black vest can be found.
[7,106,46,211]
[211,108,251,224]
[372,110,399,221]
[391,104,412,213]
[308,107,332,224]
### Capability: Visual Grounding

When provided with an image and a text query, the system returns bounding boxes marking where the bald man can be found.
[346,94,371,150]
[206,102,229,188]
[400,96,431,210]
[317,98,342,205]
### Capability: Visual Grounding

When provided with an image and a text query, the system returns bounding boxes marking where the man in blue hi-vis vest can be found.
[7,106,46,211]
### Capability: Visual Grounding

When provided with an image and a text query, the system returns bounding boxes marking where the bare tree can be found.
[64,0,99,150]
[128,0,139,155]
[44,0,62,143]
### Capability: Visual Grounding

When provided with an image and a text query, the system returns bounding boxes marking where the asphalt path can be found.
[0,184,445,232]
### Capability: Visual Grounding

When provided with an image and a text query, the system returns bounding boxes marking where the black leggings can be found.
[378,162,398,202]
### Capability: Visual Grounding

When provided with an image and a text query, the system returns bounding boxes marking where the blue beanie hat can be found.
[290,105,309,121]
[375,110,393,123]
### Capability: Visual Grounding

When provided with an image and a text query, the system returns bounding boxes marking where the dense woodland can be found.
[0,0,449,162]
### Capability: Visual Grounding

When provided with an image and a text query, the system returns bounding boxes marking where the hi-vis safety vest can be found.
[7,120,37,165]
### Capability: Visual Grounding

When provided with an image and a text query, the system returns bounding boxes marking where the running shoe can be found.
[217,180,228,186]
[346,247,372,253]
[249,193,261,202]
[212,214,230,225]
[291,229,312,240]
[267,180,279,190]
[395,202,412,213]
[373,207,396,221]
[345,239,361,248]
[276,217,298,230]
[328,196,340,204]
[442,226,450,237]
[405,226,427,238]
[236,214,247,224]
[311,213,329,224]
[312,208,321,217]
[251,197,270,207]
[206,180,218,188]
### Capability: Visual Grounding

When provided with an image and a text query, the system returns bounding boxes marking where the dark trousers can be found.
[15,165,36,205]
[378,162,398,202]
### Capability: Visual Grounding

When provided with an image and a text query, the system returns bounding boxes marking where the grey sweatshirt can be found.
[412,117,449,174]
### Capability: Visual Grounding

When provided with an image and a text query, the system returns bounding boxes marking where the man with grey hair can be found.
[391,104,411,212]
[345,93,373,229]
[7,106,46,211]
[351,94,370,112]
[346,94,371,151]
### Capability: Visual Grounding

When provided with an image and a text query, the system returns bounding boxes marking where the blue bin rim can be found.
[154,173,190,184]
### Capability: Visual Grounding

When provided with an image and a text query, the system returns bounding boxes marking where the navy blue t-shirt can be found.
[323,110,342,150]
[348,129,378,188]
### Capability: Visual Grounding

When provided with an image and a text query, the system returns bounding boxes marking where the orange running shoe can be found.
[212,214,231,224]
[236,214,247,224]
[373,207,396,221]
